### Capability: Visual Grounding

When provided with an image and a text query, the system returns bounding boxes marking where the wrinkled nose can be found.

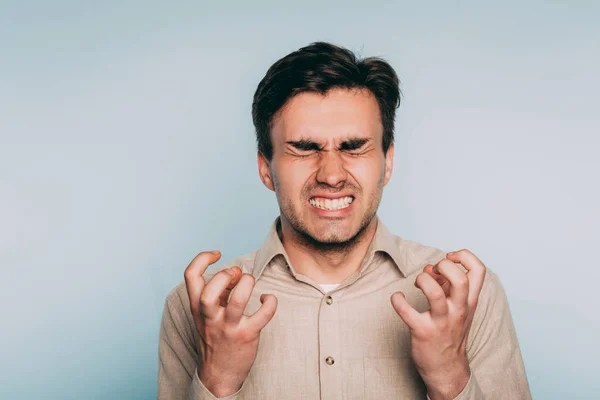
[315,152,347,188]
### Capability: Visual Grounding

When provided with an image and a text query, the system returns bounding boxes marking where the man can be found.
[158,42,531,400]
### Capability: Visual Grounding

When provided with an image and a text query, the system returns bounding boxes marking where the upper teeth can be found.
[309,196,354,210]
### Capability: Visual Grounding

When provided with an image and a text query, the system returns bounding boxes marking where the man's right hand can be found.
[184,251,278,398]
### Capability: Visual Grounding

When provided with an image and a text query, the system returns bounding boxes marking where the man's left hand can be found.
[391,249,487,400]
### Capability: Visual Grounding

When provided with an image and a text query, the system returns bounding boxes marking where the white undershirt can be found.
[319,283,340,292]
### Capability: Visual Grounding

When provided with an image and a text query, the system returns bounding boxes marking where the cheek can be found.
[347,159,384,190]
[275,160,315,196]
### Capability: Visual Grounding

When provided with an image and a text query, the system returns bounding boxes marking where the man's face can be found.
[258,88,394,246]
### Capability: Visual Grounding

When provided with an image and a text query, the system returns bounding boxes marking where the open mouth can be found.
[308,196,354,211]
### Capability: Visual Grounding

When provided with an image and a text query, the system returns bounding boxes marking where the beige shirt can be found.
[158,218,531,400]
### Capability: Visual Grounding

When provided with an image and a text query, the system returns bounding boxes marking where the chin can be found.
[312,232,350,245]
[306,224,359,245]
[281,203,373,247]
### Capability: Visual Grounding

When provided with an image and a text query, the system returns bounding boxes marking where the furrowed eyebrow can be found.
[286,139,322,151]
[286,138,371,152]
[339,138,370,151]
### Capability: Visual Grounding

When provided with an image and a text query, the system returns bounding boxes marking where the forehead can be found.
[271,88,383,143]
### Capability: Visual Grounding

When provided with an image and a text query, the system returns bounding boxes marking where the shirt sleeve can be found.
[426,372,482,400]
[157,292,244,400]
[452,270,532,400]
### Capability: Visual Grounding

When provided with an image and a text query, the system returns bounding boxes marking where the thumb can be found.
[248,294,278,332]
[390,291,421,330]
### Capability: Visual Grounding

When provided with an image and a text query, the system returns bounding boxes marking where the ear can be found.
[257,151,275,191]
[383,142,394,186]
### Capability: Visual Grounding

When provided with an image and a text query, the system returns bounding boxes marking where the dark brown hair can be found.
[252,42,401,160]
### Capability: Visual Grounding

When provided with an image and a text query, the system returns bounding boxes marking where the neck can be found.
[279,217,378,284]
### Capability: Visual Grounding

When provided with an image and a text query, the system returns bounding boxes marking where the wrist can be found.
[421,363,470,400]
[198,365,244,397]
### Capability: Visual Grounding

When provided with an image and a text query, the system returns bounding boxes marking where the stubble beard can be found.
[274,175,385,256]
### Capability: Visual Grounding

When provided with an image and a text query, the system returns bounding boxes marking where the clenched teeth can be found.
[309,196,354,211]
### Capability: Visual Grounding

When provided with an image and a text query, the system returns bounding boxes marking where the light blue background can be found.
[1,1,598,399]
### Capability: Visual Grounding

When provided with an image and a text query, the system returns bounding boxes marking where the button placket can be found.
[318,293,342,397]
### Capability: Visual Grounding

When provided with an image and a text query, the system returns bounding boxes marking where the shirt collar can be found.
[252,216,409,280]
[364,217,408,277]
[251,218,289,280]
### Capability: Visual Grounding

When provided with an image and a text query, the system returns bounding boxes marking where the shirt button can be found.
[325,295,333,305]
[325,356,335,365]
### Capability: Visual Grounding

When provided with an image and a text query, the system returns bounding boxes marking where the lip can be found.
[309,193,355,200]
[308,197,355,217]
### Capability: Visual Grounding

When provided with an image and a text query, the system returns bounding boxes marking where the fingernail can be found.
[447,251,455,256]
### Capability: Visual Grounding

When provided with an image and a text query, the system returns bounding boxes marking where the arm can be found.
[158,251,277,400]
[392,249,532,400]
[158,293,244,400]
[452,271,532,400]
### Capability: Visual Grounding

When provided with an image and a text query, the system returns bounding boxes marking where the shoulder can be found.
[394,237,501,289]
[393,237,448,277]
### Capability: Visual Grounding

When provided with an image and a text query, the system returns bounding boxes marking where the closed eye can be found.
[294,151,316,158]
[345,150,364,156]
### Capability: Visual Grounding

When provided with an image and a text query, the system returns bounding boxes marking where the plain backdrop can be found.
[1,1,598,399]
